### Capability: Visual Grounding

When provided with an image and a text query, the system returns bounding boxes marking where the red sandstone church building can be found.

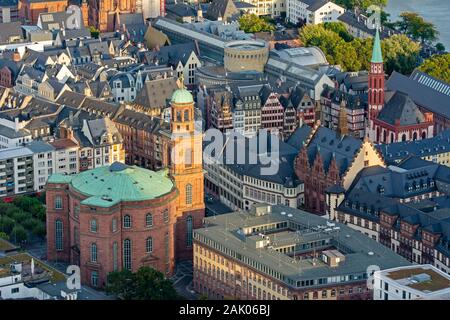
[46,85,204,288]
[367,29,434,144]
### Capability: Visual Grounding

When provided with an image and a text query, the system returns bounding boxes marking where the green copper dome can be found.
[48,163,174,207]
[371,28,383,63]
[171,88,193,104]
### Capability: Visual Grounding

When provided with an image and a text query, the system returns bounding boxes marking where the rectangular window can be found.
[91,271,98,287]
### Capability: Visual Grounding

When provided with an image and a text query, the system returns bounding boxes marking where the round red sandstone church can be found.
[46,87,205,288]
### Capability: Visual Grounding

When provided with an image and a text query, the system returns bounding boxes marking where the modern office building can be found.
[193,203,410,300]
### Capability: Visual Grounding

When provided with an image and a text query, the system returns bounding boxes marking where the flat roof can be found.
[384,265,450,293]
[0,146,33,160]
[195,205,410,285]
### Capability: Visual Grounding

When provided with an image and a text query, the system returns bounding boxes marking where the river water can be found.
[386,0,450,49]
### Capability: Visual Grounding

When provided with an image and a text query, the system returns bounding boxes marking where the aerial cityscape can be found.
[0,0,449,306]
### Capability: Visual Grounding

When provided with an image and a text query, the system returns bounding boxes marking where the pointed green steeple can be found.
[371,28,383,63]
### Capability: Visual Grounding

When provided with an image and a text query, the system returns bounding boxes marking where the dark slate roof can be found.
[119,13,147,43]
[26,140,54,153]
[80,97,119,117]
[166,3,197,17]
[337,11,397,39]
[109,72,134,89]
[378,129,450,164]
[0,0,18,7]
[0,21,23,44]
[62,28,91,40]
[134,77,179,110]
[258,84,273,105]
[205,0,239,21]
[113,109,169,134]
[0,57,22,77]
[88,81,111,99]
[279,95,294,110]
[286,124,312,150]
[326,184,345,194]
[301,0,331,11]
[149,42,199,67]
[56,91,87,108]
[338,188,397,222]
[0,124,30,138]
[377,91,425,126]
[38,11,71,30]
[410,70,450,96]
[347,156,450,200]
[204,132,302,186]
[233,1,256,9]
[386,71,450,120]
[321,86,367,111]
[307,126,362,174]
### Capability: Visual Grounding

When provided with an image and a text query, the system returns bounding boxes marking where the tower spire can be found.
[371,28,383,63]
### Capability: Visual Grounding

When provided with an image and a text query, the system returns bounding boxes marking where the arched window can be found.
[186,184,193,205]
[184,109,189,121]
[90,243,97,262]
[413,132,418,141]
[91,271,98,287]
[113,242,118,271]
[176,111,182,122]
[402,134,407,142]
[163,209,169,224]
[186,215,193,247]
[123,239,132,270]
[146,213,153,227]
[90,219,97,233]
[112,218,117,232]
[123,215,131,228]
[422,131,427,139]
[390,133,394,143]
[74,226,79,245]
[164,232,170,268]
[55,220,63,251]
[146,237,153,253]
[383,130,387,143]
[55,196,62,209]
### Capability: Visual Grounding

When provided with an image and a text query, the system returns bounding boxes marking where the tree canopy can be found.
[418,54,450,84]
[238,14,275,33]
[394,12,439,44]
[333,0,387,10]
[299,24,420,74]
[106,266,182,300]
[0,197,46,245]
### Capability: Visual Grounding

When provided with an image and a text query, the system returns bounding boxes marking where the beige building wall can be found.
[342,140,386,190]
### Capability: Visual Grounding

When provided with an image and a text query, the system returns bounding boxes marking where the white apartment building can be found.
[50,139,79,175]
[287,0,345,25]
[374,265,450,300]
[0,141,55,197]
[241,0,286,17]
[0,147,34,197]
[28,141,56,192]
[0,118,33,149]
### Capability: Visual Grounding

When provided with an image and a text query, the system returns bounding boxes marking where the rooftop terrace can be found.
[386,266,450,293]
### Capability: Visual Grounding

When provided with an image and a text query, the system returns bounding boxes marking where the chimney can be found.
[14,117,19,132]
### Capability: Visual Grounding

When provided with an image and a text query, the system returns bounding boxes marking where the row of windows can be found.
[88,211,169,233]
